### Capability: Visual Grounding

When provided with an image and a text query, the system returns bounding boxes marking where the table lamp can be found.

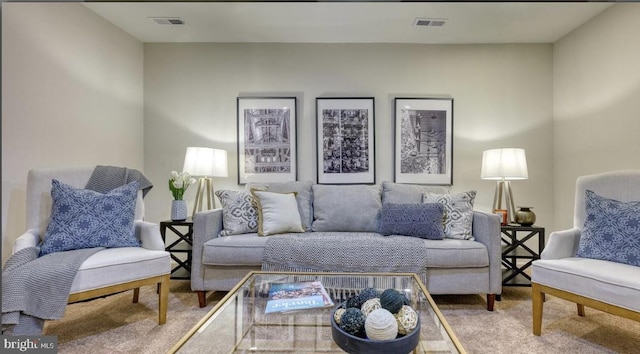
[480,148,528,223]
[183,147,228,217]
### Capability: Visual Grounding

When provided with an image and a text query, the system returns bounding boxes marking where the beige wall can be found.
[553,4,640,231]
[1,3,144,263]
[143,43,554,228]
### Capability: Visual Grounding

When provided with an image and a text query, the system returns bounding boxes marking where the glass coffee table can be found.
[170,272,465,353]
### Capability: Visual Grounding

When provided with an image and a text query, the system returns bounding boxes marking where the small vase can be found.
[515,207,536,226]
[171,200,188,221]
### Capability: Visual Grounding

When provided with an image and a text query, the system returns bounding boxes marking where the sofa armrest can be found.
[540,228,581,260]
[13,229,40,254]
[191,208,224,291]
[135,220,165,251]
[472,211,502,295]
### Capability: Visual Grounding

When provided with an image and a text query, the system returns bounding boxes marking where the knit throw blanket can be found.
[261,232,428,277]
[85,165,153,197]
[2,247,103,335]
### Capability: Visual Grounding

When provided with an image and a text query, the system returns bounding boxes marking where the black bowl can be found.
[330,304,421,354]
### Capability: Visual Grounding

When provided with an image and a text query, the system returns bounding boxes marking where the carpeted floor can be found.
[44,280,640,353]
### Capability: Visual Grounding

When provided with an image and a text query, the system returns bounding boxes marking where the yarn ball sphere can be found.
[346,295,362,309]
[379,289,405,314]
[334,308,346,325]
[358,287,380,304]
[339,308,366,337]
[395,305,419,335]
[364,309,398,341]
[360,298,381,318]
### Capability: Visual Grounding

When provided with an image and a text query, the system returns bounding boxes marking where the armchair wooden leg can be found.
[132,288,140,303]
[486,294,496,311]
[158,274,170,325]
[197,291,207,308]
[577,303,586,316]
[532,283,544,336]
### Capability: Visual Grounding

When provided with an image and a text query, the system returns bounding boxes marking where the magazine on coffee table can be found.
[265,281,334,314]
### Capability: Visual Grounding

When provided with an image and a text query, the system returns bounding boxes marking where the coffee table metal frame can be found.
[170,271,465,354]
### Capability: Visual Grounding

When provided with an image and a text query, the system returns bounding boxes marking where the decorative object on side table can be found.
[481,148,528,223]
[169,171,196,221]
[330,287,420,354]
[183,146,228,217]
[514,206,536,226]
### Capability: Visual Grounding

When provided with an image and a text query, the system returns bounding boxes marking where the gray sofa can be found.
[191,181,501,310]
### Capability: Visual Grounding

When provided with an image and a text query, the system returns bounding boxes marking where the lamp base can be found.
[492,180,517,223]
[192,177,215,218]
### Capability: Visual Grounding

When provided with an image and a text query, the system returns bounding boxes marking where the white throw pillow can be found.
[251,190,304,236]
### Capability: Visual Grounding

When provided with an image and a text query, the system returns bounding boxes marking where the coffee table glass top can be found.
[170,272,465,354]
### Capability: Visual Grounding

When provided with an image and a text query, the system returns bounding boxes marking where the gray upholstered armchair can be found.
[9,167,171,329]
[531,170,640,335]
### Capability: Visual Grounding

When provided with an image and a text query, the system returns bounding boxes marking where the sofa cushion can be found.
[381,181,448,204]
[40,180,140,256]
[215,190,260,236]
[251,190,304,236]
[576,190,640,267]
[423,239,488,268]
[378,203,445,240]
[246,181,313,231]
[312,185,381,232]
[532,258,640,312]
[423,191,476,240]
[202,232,488,269]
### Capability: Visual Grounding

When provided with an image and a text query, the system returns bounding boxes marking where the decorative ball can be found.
[358,287,380,304]
[334,308,346,324]
[365,309,398,341]
[339,308,366,337]
[395,305,419,335]
[379,289,405,314]
[360,298,381,318]
[346,295,361,309]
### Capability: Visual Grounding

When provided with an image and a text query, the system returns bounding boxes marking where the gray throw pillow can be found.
[423,191,476,240]
[381,181,448,204]
[312,184,381,232]
[246,181,313,231]
[215,190,260,236]
[576,190,640,267]
[378,203,445,240]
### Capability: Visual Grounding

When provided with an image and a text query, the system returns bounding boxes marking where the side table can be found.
[501,224,545,287]
[160,219,194,280]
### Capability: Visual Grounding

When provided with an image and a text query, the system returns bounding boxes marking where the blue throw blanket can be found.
[2,247,103,335]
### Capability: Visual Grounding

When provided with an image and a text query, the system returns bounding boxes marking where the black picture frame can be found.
[237,97,297,184]
[316,97,375,184]
[394,97,453,185]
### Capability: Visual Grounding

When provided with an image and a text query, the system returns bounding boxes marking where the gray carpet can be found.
[44,280,640,353]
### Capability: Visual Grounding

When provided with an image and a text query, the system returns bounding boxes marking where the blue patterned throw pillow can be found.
[378,203,445,240]
[576,190,640,267]
[40,180,140,256]
[215,190,261,236]
[423,191,476,240]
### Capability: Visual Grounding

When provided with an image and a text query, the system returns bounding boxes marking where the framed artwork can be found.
[316,97,375,184]
[237,97,297,184]
[394,97,453,185]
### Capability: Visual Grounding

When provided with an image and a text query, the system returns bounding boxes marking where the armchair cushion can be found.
[576,190,640,267]
[40,180,140,256]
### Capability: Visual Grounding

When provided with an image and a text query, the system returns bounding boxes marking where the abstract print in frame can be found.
[316,97,375,184]
[237,97,297,184]
[394,97,453,185]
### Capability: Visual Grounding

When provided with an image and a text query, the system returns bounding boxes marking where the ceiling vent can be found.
[150,17,185,26]
[414,18,447,27]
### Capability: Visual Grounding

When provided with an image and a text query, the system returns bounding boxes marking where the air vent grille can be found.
[414,18,447,27]
[150,17,185,26]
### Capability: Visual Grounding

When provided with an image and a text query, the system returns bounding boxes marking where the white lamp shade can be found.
[481,148,528,180]
[182,147,228,177]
